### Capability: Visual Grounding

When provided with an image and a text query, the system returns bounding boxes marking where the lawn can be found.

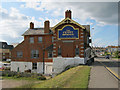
[32,65,91,88]
[2,65,91,88]
[2,76,44,88]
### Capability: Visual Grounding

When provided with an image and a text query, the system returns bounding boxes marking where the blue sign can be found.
[58,25,79,39]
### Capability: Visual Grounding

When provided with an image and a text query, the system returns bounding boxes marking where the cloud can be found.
[93,38,118,47]
[0,7,34,44]
[20,2,118,25]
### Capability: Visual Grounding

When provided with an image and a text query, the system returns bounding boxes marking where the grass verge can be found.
[2,76,41,81]
[32,65,91,88]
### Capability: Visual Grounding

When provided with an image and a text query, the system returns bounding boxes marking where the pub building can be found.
[11,10,92,75]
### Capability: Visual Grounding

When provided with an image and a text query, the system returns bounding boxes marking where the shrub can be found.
[37,75,46,80]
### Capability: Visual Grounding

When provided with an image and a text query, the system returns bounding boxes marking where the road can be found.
[89,57,119,88]
[96,57,119,79]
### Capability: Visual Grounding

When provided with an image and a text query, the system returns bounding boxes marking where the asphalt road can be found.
[96,57,119,77]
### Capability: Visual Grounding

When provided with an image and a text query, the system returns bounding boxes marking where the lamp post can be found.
[91,27,94,48]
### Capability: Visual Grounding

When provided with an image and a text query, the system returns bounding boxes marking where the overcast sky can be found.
[0,0,119,47]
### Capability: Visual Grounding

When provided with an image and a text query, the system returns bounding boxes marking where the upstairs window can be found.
[48,51,53,58]
[52,36,54,42]
[17,51,23,58]
[32,63,37,69]
[58,47,61,56]
[75,48,79,56]
[38,37,42,43]
[30,37,34,43]
[31,50,39,59]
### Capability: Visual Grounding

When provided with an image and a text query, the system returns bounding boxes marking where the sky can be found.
[0,0,119,47]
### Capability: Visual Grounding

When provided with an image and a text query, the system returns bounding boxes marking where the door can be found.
[62,42,74,57]
[46,65,52,75]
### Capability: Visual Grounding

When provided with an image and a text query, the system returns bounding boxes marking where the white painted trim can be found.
[81,50,84,52]
[53,47,56,48]
[53,54,56,55]
[81,47,84,48]
[53,50,56,52]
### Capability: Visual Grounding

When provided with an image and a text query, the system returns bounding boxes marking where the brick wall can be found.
[11,35,53,63]
[53,23,85,58]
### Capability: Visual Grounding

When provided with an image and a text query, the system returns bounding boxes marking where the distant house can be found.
[93,47,106,55]
[11,10,92,75]
[0,42,14,61]
[106,46,118,53]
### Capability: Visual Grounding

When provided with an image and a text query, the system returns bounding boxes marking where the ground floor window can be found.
[31,50,39,58]
[32,63,37,69]
[75,48,79,56]
[48,51,53,58]
[58,47,61,56]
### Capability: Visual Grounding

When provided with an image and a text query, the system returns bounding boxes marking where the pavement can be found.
[88,58,119,88]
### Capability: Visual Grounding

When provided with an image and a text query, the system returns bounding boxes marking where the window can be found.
[38,37,42,43]
[3,53,5,55]
[75,48,79,56]
[48,51,53,58]
[30,37,34,43]
[17,51,23,58]
[52,36,54,42]
[32,63,37,69]
[31,50,39,58]
[58,47,61,56]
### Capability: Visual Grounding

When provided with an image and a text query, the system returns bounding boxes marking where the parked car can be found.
[105,54,110,59]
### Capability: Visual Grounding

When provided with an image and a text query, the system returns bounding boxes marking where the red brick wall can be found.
[53,23,85,58]
[11,35,53,63]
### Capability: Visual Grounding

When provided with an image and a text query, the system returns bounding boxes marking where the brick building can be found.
[0,42,14,61]
[11,10,92,75]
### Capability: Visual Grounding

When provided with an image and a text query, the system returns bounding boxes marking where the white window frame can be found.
[30,37,34,43]
[17,51,23,58]
[38,37,42,43]
[31,50,39,59]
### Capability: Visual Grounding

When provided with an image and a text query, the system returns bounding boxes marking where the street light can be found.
[91,27,94,48]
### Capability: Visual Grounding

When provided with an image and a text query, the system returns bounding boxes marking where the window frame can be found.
[58,47,61,56]
[32,63,37,69]
[48,51,53,58]
[52,36,54,42]
[75,48,79,56]
[38,36,42,43]
[30,37,34,43]
[31,50,39,59]
[17,51,23,58]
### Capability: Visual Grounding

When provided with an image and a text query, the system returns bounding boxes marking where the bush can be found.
[14,73,21,78]
[37,75,46,80]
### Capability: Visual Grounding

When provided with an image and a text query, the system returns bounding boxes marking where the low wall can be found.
[52,56,85,74]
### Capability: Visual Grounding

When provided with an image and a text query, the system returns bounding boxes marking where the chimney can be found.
[30,22,34,29]
[44,20,50,33]
[65,10,72,19]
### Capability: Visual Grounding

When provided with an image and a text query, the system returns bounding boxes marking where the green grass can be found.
[32,66,91,88]
[2,76,41,81]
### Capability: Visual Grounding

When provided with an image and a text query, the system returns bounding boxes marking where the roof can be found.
[82,25,90,33]
[22,28,53,36]
[51,18,86,32]
[0,42,14,49]
[107,46,119,48]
